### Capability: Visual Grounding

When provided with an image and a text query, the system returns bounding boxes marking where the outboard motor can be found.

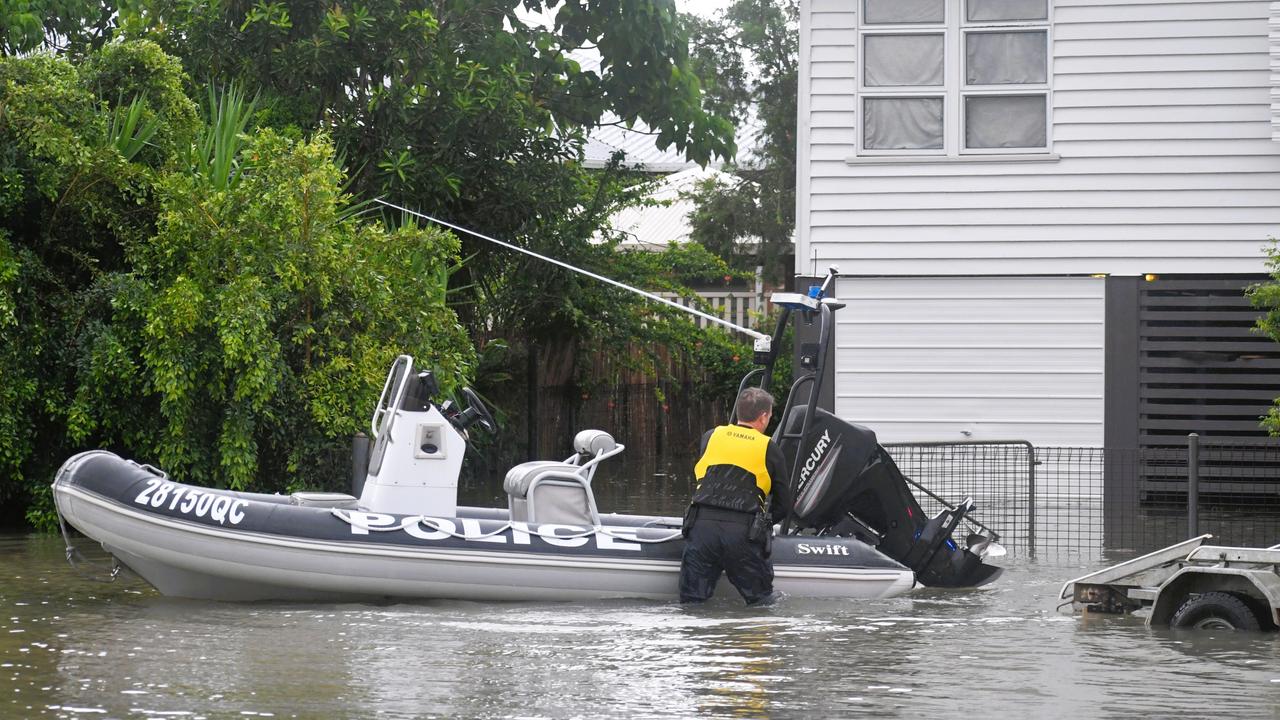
[742,267,1005,588]
[779,407,1004,588]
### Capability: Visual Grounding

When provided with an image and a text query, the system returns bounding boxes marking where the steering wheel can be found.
[458,387,498,434]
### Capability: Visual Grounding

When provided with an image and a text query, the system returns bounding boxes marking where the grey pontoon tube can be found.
[373,199,771,351]
[332,509,684,544]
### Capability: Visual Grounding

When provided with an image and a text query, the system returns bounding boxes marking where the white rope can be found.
[372,198,769,342]
[331,509,683,544]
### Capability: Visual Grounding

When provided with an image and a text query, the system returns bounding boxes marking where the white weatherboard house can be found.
[797,0,1280,451]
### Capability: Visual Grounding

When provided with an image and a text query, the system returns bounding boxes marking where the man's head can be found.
[735,387,775,431]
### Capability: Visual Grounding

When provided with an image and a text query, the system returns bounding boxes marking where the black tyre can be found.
[1169,591,1261,631]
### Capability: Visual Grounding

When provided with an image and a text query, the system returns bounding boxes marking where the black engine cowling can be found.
[778,407,1003,588]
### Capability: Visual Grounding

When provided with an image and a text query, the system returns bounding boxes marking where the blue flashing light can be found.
[807,285,822,299]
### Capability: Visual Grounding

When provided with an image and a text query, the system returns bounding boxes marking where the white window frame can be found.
[856,0,1053,158]
[859,29,947,156]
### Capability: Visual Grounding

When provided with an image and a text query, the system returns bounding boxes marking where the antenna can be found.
[372,198,773,353]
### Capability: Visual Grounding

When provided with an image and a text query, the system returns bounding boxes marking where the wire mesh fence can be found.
[344,430,1277,560]
[884,442,1038,555]
[885,438,1280,560]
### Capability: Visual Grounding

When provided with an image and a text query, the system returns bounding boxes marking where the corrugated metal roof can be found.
[601,167,753,250]
[566,46,774,252]
[582,119,698,172]
[582,113,764,171]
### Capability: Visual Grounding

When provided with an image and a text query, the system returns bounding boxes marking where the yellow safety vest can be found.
[692,424,772,512]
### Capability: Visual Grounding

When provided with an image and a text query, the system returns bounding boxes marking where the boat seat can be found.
[505,430,623,526]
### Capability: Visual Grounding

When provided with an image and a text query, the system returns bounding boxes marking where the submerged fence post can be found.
[1026,443,1037,558]
[1187,433,1200,537]
[351,432,370,497]
[527,342,540,461]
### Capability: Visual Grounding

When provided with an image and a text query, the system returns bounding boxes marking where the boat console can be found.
[358,355,628,524]
[359,355,473,518]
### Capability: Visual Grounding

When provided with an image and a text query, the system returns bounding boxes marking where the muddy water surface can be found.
[3,533,1279,719]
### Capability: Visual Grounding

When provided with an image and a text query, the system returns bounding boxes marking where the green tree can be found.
[102,129,471,490]
[0,44,474,527]
[9,0,749,348]
[685,0,797,284]
[0,42,197,523]
[117,0,747,394]
[0,5,766,528]
[115,0,733,201]
[0,0,115,54]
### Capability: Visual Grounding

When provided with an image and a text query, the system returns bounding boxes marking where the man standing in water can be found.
[680,387,792,605]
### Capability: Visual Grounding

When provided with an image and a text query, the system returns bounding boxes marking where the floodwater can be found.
[2,535,1278,719]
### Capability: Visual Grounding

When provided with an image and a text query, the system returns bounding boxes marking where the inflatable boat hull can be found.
[54,451,915,602]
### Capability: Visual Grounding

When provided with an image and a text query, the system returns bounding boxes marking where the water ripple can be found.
[1,537,1277,718]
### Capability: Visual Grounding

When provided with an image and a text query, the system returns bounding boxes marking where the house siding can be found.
[1271,1,1280,140]
[833,276,1105,446]
[797,0,1280,278]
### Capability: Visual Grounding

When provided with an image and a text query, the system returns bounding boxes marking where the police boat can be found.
[51,266,1002,602]
[51,354,921,602]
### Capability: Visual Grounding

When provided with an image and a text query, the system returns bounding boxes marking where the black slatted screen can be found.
[1140,276,1273,443]
[1137,275,1280,501]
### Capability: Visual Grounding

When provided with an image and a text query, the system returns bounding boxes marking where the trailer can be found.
[1060,536,1280,631]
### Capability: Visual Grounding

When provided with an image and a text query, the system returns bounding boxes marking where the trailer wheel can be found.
[1170,592,1261,631]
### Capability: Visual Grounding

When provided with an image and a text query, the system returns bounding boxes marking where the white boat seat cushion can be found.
[573,429,616,456]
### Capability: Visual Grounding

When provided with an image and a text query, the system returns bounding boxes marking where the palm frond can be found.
[107,94,160,161]
[190,83,259,191]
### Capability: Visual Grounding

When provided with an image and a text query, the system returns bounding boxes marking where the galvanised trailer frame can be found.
[1061,535,1280,631]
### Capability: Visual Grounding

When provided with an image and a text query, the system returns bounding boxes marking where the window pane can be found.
[865,0,944,24]
[967,0,1047,22]
[965,95,1046,148]
[865,34,944,86]
[864,97,944,149]
[967,31,1047,85]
